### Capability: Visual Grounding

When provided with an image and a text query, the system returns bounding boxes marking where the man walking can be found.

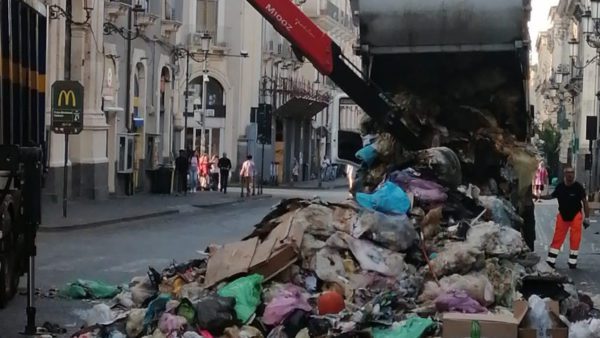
[218,153,232,193]
[175,150,189,195]
[240,155,255,197]
[544,166,590,269]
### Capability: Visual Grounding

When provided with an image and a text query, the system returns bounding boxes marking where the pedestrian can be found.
[210,154,220,191]
[218,152,232,193]
[292,158,299,182]
[533,161,549,202]
[542,166,590,269]
[199,152,210,191]
[175,150,189,195]
[189,151,199,193]
[240,155,255,197]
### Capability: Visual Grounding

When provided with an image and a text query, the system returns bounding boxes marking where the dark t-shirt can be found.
[551,182,586,221]
[175,156,189,173]
[218,158,232,171]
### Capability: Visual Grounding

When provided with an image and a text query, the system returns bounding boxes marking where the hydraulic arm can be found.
[246,0,422,150]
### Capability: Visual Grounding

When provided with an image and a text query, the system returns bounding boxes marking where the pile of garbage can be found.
[67,147,598,338]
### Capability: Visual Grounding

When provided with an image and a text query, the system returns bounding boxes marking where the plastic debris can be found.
[61,279,121,299]
[356,181,411,215]
[263,284,312,326]
[217,274,264,323]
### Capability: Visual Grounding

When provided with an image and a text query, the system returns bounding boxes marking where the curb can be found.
[229,184,347,191]
[39,195,273,233]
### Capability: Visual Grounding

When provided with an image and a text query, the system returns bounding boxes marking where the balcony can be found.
[161,18,182,38]
[302,0,355,42]
[105,0,129,23]
[136,12,159,30]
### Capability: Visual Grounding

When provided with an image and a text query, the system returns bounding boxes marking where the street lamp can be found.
[200,33,212,156]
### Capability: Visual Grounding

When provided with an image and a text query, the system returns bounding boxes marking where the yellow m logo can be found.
[58,90,76,107]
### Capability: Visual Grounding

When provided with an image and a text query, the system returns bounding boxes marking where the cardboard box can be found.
[442,300,568,338]
[442,308,525,338]
[514,300,568,338]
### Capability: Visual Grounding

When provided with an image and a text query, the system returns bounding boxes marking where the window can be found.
[164,0,174,20]
[196,0,218,35]
[118,135,135,173]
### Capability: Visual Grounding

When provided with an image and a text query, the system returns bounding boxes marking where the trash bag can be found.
[419,273,495,307]
[429,242,484,278]
[195,295,238,335]
[352,211,417,252]
[435,290,488,313]
[177,298,197,325]
[263,284,312,326]
[412,147,462,188]
[372,317,435,338]
[338,232,407,277]
[467,222,527,257]
[218,274,264,323]
[61,279,121,299]
[388,169,448,206]
[355,144,378,167]
[570,319,600,338]
[158,313,187,334]
[528,295,551,337]
[478,196,523,229]
[74,303,116,326]
[356,181,410,215]
[144,294,172,328]
[314,247,347,283]
[126,308,146,337]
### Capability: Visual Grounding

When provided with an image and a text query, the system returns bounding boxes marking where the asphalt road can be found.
[0,189,348,337]
[2,190,600,337]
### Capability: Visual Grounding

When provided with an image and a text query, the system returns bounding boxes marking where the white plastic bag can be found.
[528,295,551,338]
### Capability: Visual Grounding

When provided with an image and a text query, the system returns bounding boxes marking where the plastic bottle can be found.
[470,320,481,338]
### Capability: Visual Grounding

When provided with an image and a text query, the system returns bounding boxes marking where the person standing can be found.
[218,153,232,193]
[533,161,549,202]
[544,166,590,269]
[346,164,356,196]
[240,155,255,197]
[175,150,189,195]
[199,152,210,191]
[189,151,199,193]
[209,154,220,191]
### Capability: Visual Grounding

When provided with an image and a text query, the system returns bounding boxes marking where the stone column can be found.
[69,3,109,200]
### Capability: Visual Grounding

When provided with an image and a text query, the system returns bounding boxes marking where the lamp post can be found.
[200,33,212,155]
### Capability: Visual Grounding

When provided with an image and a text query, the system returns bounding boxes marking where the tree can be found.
[535,120,561,179]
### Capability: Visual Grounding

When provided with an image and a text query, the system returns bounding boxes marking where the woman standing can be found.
[189,151,199,193]
[533,161,549,202]
[199,153,210,191]
[210,154,220,191]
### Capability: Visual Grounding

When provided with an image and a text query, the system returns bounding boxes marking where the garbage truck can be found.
[247,0,534,195]
[0,0,45,311]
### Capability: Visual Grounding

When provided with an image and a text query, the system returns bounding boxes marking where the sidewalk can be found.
[41,191,271,232]
[233,177,348,190]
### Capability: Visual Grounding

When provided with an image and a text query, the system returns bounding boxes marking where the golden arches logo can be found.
[57,90,76,107]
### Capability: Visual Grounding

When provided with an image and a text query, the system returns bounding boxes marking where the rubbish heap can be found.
[65,145,600,338]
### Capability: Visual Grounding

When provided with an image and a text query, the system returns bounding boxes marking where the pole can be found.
[184,52,190,149]
[201,53,208,155]
[63,134,68,217]
[260,142,265,195]
[125,7,134,195]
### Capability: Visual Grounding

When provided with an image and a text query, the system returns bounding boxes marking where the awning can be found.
[273,97,328,119]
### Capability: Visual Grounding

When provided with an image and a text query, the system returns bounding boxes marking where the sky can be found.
[529,0,560,62]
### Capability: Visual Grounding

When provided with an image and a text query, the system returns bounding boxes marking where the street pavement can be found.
[2,190,600,337]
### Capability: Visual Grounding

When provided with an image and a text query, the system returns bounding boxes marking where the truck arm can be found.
[246,0,422,150]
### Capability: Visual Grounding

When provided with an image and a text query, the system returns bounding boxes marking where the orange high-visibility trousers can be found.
[546,212,582,267]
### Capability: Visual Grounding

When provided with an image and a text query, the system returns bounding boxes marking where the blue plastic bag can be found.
[355,144,378,167]
[356,181,410,215]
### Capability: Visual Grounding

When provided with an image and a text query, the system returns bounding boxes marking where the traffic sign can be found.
[51,81,84,134]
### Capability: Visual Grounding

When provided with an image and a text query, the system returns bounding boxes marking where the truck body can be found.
[0,0,46,307]
[247,0,533,192]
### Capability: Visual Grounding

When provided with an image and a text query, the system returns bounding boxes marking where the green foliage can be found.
[535,120,561,178]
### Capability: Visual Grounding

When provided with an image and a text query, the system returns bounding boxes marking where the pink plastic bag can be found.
[434,289,488,314]
[263,284,312,326]
[159,313,187,334]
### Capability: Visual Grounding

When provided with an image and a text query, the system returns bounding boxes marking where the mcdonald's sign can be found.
[51,81,84,134]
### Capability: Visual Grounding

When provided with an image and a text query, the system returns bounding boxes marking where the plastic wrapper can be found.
[338,232,407,277]
[356,181,411,215]
[419,273,495,306]
[126,308,147,337]
[61,279,121,299]
[263,284,312,326]
[478,196,524,229]
[218,274,264,323]
[435,289,488,313]
[569,318,600,338]
[74,303,116,326]
[158,313,187,334]
[372,317,435,338]
[389,169,448,206]
[356,144,379,167]
[352,211,417,252]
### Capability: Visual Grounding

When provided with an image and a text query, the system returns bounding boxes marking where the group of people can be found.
[174,150,257,197]
[521,161,590,270]
[175,150,232,194]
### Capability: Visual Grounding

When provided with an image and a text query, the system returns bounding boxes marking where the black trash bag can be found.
[196,295,239,335]
[283,310,310,338]
[308,317,332,337]
[413,147,462,188]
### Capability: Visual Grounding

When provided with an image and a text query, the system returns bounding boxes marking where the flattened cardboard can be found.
[203,237,259,287]
[514,300,568,338]
[442,305,527,338]
[203,211,304,287]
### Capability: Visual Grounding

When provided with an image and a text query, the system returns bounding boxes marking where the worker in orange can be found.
[543,166,590,269]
